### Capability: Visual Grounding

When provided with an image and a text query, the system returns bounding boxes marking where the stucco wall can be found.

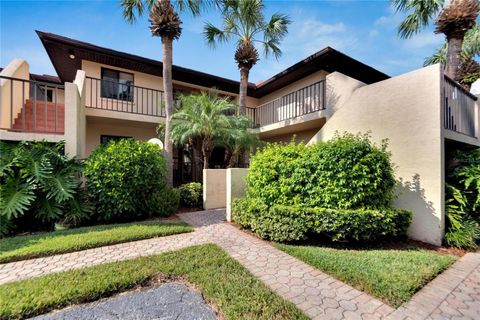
[262,128,320,144]
[203,169,227,210]
[226,168,249,221]
[0,59,30,129]
[85,118,157,156]
[309,64,444,245]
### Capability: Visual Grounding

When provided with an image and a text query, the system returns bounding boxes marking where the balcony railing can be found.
[246,80,326,127]
[443,76,477,137]
[85,77,166,117]
[0,75,65,133]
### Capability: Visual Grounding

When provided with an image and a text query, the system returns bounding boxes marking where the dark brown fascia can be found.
[36,31,390,99]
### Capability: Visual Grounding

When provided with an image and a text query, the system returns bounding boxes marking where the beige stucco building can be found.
[1,31,479,245]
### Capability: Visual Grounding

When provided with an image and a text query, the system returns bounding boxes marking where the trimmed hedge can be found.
[246,133,396,209]
[232,198,412,242]
[85,139,177,222]
[178,182,203,208]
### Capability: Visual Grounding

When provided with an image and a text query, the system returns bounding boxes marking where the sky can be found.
[1,0,477,91]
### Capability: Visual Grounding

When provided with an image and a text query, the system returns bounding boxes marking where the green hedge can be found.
[232,198,412,242]
[246,133,396,209]
[85,139,177,222]
[178,182,203,208]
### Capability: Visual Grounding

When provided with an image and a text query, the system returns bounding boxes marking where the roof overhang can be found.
[36,31,389,98]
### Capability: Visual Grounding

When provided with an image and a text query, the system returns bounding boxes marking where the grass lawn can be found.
[276,243,457,307]
[0,220,193,263]
[0,244,307,320]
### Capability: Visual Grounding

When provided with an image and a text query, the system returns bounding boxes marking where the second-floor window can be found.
[101,68,134,101]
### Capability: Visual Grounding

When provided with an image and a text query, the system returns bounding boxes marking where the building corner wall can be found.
[64,70,86,158]
[309,64,445,245]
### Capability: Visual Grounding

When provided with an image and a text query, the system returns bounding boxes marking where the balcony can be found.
[443,75,478,137]
[0,75,65,134]
[246,80,326,128]
[85,77,166,117]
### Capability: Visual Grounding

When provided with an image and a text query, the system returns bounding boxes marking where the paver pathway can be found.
[32,282,217,320]
[1,209,479,320]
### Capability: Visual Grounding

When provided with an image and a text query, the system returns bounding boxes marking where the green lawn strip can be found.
[0,220,193,263]
[0,244,308,320]
[276,244,457,307]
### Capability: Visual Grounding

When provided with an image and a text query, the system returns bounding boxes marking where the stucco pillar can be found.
[203,169,227,210]
[226,168,249,222]
[64,70,86,158]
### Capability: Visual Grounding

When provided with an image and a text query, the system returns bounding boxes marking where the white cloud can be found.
[403,32,444,49]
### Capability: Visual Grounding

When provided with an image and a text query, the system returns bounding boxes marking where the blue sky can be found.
[1,0,446,84]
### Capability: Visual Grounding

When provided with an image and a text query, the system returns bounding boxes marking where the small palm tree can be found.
[121,0,211,186]
[171,91,236,169]
[392,0,479,80]
[220,116,260,168]
[204,0,290,115]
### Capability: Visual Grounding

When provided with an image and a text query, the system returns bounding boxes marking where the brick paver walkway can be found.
[1,209,479,320]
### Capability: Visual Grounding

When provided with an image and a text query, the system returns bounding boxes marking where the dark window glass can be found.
[101,68,134,101]
[100,135,132,145]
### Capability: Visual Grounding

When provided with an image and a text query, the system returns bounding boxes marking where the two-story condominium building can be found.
[1,30,479,246]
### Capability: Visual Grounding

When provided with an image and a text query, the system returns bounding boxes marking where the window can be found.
[31,84,54,102]
[101,68,134,101]
[100,135,132,145]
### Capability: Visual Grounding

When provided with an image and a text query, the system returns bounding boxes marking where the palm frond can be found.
[120,0,155,23]
[392,0,444,38]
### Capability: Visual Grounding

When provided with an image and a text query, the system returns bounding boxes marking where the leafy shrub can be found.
[85,139,171,223]
[444,150,480,249]
[232,198,412,242]
[149,186,180,217]
[246,133,395,209]
[0,141,89,237]
[178,182,203,208]
[444,219,480,250]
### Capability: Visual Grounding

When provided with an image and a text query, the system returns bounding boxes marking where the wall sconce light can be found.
[68,49,75,60]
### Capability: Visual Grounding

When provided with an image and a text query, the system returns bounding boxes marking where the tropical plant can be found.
[392,0,480,81]
[0,141,89,237]
[85,139,175,223]
[171,91,236,168]
[444,149,480,249]
[178,182,203,208]
[121,0,213,186]
[204,0,290,115]
[220,115,260,167]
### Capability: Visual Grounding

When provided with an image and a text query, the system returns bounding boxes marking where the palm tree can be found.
[392,0,479,80]
[203,0,290,115]
[220,116,260,168]
[425,25,480,90]
[120,0,209,186]
[171,91,236,169]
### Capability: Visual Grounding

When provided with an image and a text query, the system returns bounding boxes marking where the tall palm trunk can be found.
[202,138,214,169]
[445,34,465,80]
[238,66,249,116]
[162,36,174,186]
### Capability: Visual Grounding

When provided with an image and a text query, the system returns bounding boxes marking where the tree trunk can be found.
[238,66,250,116]
[202,138,213,170]
[162,36,174,186]
[445,34,465,81]
[228,151,237,168]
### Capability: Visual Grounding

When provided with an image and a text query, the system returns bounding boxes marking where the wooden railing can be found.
[246,80,326,127]
[85,77,166,117]
[443,76,477,137]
